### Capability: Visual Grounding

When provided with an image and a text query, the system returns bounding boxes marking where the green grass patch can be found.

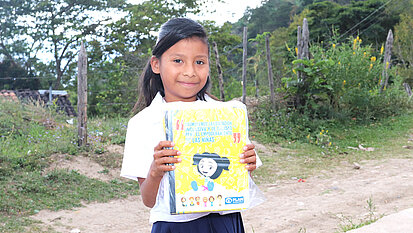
[0,97,136,232]
[251,111,413,184]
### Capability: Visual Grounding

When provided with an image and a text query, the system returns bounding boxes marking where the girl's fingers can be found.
[240,155,256,164]
[154,154,182,165]
[154,141,175,152]
[242,144,255,152]
[245,164,257,171]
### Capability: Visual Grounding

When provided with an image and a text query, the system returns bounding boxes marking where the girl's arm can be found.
[138,141,181,208]
[240,144,257,171]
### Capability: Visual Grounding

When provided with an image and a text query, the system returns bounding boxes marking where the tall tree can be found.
[306,0,401,46]
[1,0,126,89]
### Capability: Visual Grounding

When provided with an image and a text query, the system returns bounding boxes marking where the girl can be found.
[121,17,263,233]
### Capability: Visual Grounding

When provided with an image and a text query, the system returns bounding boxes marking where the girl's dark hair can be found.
[133,18,211,113]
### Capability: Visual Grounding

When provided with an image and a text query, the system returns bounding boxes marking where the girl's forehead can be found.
[167,37,208,53]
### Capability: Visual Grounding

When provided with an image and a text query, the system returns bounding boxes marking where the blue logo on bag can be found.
[225,197,244,205]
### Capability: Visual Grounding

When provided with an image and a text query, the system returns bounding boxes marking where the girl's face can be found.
[151,37,209,102]
[198,157,217,178]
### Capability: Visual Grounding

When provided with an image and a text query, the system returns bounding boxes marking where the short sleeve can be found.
[120,111,165,180]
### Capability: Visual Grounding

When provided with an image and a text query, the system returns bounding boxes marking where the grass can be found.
[0,97,137,232]
[337,196,383,232]
[252,111,413,184]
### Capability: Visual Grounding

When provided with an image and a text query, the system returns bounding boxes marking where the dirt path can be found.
[32,146,413,233]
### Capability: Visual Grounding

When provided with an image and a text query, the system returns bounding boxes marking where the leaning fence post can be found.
[77,42,88,147]
[265,34,275,105]
[242,26,248,104]
[212,41,225,101]
[380,30,393,93]
[403,83,412,97]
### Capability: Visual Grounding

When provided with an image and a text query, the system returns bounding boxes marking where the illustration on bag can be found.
[164,101,250,214]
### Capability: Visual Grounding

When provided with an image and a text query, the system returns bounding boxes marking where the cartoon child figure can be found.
[203,197,208,207]
[181,197,187,207]
[217,195,223,206]
[189,197,195,206]
[195,196,200,206]
[191,152,230,192]
[209,196,215,207]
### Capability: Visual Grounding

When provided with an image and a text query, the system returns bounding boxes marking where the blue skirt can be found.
[151,212,245,233]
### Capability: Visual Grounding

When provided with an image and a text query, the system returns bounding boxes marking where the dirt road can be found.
[32,149,413,233]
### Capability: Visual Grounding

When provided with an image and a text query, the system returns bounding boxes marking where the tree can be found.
[232,0,296,39]
[203,21,242,100]
[1,0,127,90]
[393,0,413,85]
[306,0,401,46]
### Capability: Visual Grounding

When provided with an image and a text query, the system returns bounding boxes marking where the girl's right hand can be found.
[149,141,182,179]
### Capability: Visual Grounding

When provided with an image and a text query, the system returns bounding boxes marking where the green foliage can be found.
[305,0,401,46]
[0,96,136,232]
[283,33,411,121]
[203,21,242,100]
[393,0,413,86]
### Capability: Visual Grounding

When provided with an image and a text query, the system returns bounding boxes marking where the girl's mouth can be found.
[178,81,198,87]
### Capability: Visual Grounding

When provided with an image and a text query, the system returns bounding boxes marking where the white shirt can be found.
[120,92,264,223]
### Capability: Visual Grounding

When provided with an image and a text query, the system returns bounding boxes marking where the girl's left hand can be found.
[240,144,256,171]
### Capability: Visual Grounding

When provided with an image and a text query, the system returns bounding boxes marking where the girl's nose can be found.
[183,63,196,77]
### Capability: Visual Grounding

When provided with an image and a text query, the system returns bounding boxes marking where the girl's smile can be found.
[150,37,209,102]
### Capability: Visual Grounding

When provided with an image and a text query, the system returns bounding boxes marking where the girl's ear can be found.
[150,56,160,74]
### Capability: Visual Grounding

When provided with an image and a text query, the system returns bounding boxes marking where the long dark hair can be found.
[133,18,212,113]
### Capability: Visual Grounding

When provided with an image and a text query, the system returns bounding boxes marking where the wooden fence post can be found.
[301,18,309,60]
[242,26,248,104]
[265,34,275,104]
[77,42,88,147]
[212,41,225,101]
[380,29,393,93]
[403,83,412,97]
[295,18,310,107]
[296,25,302,81]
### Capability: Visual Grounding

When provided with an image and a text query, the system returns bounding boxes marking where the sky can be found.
[128,0,263,25]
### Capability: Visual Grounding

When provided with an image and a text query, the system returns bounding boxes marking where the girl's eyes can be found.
[172,59,206,65]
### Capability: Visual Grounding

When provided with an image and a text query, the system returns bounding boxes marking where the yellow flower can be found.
[320,132,323,135]
[386,61,389,69]
[295,47,298,55]
[322,130,325,133]
[329,142,332,146]
[371,56,376,62]
[338,61,341,65]
[332,44,336,49]
[363,52,366,57]
[369,63,373,70]
[343,80,346,85]
[356,36,359,41]
[326,130,328,133]
[292,69,296,74]
[353,52,356,55]
[307,134,310,139]
[359,39,362,43]
[380,45,384,55]
[285,43,291,52]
